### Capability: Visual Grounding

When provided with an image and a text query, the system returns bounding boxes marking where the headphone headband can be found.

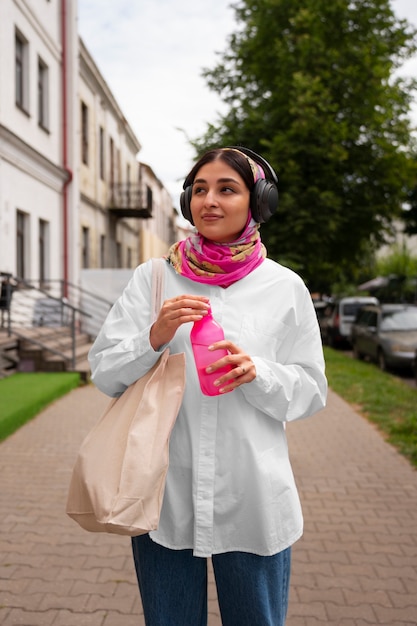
[225,146,278,185]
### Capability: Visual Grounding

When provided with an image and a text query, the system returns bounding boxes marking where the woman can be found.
[89,146,327,626]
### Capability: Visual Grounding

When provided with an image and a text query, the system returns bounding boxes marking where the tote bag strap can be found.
[150,258,165,323]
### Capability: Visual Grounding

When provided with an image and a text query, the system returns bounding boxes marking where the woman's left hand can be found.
[206,340,256,393]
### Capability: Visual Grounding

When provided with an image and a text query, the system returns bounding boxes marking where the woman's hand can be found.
[150,295,210,350]
[206,340,256,393]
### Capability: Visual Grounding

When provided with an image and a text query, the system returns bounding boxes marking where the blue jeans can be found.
[131,534,291,626]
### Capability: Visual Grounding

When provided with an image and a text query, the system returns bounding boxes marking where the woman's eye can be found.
[197,185,209,194]
[192,185,236,195]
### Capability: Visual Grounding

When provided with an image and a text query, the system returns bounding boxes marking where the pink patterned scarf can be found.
[167,214,266,288]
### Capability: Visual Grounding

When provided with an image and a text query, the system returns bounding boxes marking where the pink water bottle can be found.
[190,307,232,396]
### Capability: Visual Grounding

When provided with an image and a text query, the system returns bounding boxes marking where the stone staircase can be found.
[0,333,19,378]
[0,328,93,381]
[14,327,93,379]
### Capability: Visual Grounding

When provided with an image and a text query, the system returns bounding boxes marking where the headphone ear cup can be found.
[250,180,279,223]
[180,186,194,224]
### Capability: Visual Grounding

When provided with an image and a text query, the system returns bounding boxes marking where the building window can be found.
[15,31,29,113]
[38,57,49,130]
[117,149,121,183]
[127,246,132,268]
[126,163,131,206]
[109,137,115,186]
[99,126,105,180]
[81,226,89,268]
[146,185,153,211]
[116,242,122,268]
[81,101,89,165]
[100,234,106,268]
[39,219,49,284]
[16,210,29,279]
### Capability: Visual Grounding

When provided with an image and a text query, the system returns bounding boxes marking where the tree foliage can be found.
[192,0,417,292]
[372,244,417,302]
[376,242,417,277]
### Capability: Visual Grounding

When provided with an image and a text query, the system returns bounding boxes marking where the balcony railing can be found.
[108,183,152,219]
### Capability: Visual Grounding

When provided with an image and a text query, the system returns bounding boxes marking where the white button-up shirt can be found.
[89,258,327,557]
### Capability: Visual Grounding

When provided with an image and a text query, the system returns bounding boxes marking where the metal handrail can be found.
[1,275,94,370]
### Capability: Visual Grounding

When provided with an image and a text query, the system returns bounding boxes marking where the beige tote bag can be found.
[66,259,185,535]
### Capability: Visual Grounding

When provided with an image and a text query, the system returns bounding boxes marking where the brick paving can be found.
[0,383,416,625]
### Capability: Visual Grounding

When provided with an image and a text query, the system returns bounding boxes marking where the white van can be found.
[323,296,379,347]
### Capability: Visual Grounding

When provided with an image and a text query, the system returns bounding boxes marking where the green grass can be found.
[0,372,81,441]
[324,347,417,468]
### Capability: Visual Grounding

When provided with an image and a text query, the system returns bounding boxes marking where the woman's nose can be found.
[204,189,219,206]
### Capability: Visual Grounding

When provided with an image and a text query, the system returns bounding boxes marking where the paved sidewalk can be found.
[0,384,416,626]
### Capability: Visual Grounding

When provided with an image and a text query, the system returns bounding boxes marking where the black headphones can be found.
[180,146,279,225]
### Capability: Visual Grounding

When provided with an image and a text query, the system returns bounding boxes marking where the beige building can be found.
[138,162,178,260]
[78,38,178,272]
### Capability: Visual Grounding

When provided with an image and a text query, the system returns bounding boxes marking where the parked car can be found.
[350,303,417,371]
[322,297,378,347]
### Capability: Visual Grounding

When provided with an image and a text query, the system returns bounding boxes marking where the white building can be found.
[0,0,78,285]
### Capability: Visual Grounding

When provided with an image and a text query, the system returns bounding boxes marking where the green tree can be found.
[374,243,417,302]
[193,0,417,293]
[376,242,417,277]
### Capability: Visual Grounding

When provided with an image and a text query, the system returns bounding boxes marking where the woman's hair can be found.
[184,148,255,191]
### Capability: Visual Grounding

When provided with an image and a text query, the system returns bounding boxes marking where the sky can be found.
[77,0,417,209]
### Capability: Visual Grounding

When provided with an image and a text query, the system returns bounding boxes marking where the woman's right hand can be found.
[150,295,210,350]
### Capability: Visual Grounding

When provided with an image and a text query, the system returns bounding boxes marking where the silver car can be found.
[350,304,417,371]
[321,296,379,347]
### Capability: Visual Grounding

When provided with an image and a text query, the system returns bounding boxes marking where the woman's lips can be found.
[202,214,222,221]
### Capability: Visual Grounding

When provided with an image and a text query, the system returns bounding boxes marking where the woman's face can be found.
[190,159,251,243]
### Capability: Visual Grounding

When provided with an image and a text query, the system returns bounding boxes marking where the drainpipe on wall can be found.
[61,0,73,297]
